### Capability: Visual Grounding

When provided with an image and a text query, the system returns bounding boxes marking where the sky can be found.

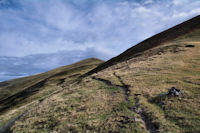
[0,0,200,81]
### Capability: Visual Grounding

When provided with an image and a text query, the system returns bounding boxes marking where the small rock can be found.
[133,117,144,124]
[167,87,183,97]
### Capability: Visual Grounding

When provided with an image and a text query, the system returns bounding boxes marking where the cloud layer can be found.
[0,0,200,81]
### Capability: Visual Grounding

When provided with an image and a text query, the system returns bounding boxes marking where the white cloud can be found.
[0,0,200,58]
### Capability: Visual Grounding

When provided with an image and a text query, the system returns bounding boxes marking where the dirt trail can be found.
[91,76,130,101]
[113,73,158,132]
[114,73,159,133]
[133,96,159,133]
[92,73,159,133]
[113,72,130,101]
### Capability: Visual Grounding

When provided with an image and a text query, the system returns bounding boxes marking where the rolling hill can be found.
[0,15,200,133]
[0,58,103,130]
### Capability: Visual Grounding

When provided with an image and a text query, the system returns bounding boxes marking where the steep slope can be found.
[0,58,103,128]
[85,15,200,76]
[2,16,200,133]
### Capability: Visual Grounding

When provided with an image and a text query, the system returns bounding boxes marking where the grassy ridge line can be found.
[84,15,200,76]
[0,58,103,101]
[0,64,100,105]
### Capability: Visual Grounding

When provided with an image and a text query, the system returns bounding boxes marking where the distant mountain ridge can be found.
[0,48,108,82]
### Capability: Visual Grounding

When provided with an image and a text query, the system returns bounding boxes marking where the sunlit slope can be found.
[10,17,200,133]
[0,58,103,114]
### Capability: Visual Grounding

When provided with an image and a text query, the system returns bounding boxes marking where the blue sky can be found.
[0,0,200,81]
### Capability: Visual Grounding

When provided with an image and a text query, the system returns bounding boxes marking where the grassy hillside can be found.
[85,15,200,76]
[1,16,200,133]
[0,58,103,128]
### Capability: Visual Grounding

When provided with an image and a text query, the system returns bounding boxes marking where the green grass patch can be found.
[98,85,120,91]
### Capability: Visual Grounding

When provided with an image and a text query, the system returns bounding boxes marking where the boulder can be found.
[167,87,183,97]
